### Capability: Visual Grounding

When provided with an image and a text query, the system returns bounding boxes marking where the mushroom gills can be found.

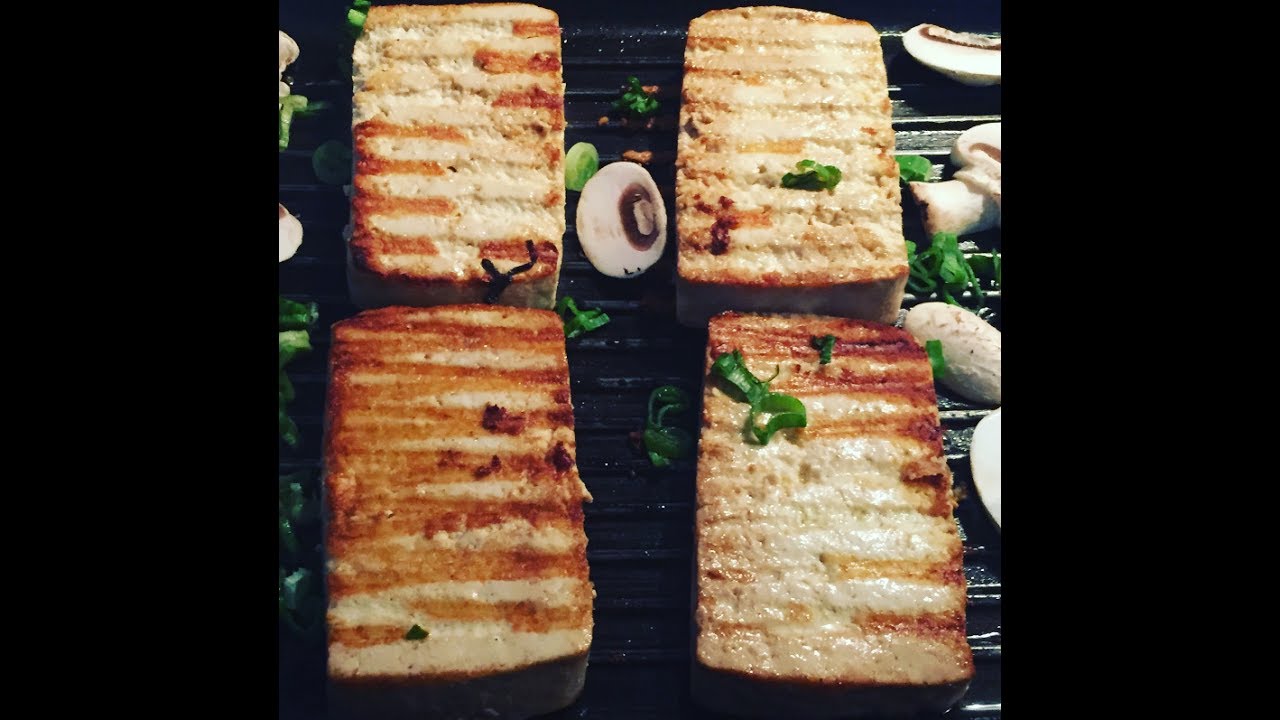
[969,408,1001,529]
[902,23,1001,87]
[576,162,668,279]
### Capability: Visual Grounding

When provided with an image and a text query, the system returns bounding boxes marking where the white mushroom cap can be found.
[575,162,668,279]
[902,24,1001,87]
[969,408,1001,529]
[280,203,303,262]
[279,31,300,79]
[910,122,1002,236]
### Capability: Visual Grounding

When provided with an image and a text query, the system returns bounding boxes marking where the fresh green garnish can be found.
[280,296,319,447]
[906,233,996,309]
[747,392,808,445]
[280,297,319,330]
[895,155,933,183]
[312,140,353,186]
[925,340,947,379]
[642,385,694,468]
[405,624,429,641]
[554,296,610,339]
[966,252,1002,289]
[564,142,599,192]
[612,76,660,118]
[781,160,842,191]
[810,334,836,365]
[347,7,368,38]
[280,566,322,636]
[279,94,308,151]
[711,351,807,445]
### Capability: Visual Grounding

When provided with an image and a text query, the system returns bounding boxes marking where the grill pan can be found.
[279,2,1001,716]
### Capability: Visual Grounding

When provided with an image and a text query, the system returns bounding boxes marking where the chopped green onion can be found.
[405,624,429,640]
[747,392,808,444]
[351,0,371,9]
[810,334,836,364]
[895,155,934,183]
[280,297,319,330]
[279,330,313,370]
[781,159,842,191]
[279,94,309,151]
[641,385,694,468]
[347,8,367,38]
[554,296,610,339]
[612,76,660,118]
[905,233,990,309]
[312,140,353,186]
[711,351,772,406]
[564,142,599,192]
[925,339,948,379]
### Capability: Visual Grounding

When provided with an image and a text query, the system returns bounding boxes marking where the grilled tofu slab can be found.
[675,7,908,327]
[692,312,973,717]
[323,305,592,720]
[348,4,565,310]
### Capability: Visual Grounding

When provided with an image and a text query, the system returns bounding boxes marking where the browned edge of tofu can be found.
[328,653,588,720]
[690,311,972,718]
[676,274,906,327]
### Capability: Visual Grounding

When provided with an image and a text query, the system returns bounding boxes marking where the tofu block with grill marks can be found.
[323,305,593,720]
[692,312,973,718]
[675,7,908,327]
[348,4,565,310]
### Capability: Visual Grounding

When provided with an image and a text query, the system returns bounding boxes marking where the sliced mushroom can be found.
[575,162,667,278]
[903,302,1000,405]
[902,23,1001,87]
[910,122,1001,235]
[280,203,303,262]
[969,408,1001,529]
[279,31,300,79]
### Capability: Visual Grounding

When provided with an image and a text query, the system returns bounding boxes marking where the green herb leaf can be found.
[895,155,933,183]
[612,76,660,118]
[405,624,429,640]
[925,339,948,379]
[810,334,836,365]
[280,297,319,330]
[555,296,611,339]
[312,140,353,186]
[781,159,842,191]
[564,142,599,192]
[294,100,330,117]
[747,392,808,444]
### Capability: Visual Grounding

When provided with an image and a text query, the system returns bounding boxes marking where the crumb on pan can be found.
[622,149,653,165]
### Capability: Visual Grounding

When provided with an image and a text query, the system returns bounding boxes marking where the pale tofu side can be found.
[323,305,592,720]
[675,7,908,326]
[349,4,566,310]
[692,312,972,718]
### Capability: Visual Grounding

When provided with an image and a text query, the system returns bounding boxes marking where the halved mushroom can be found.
[280,31,299,101]
[910,122,1001,236]
[575,162,667,278]
[969,408,1001,529]
[902,23,1001,87]
[280,203,303,262]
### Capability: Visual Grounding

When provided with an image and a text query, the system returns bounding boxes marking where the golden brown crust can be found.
[349,5,565,309]
[322,305,592,708]
[675,7,906,322]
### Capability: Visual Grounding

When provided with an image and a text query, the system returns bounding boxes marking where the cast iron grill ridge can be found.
[279,15,1001,720]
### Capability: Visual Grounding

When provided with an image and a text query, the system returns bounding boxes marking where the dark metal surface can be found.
[279,3,1001,717]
